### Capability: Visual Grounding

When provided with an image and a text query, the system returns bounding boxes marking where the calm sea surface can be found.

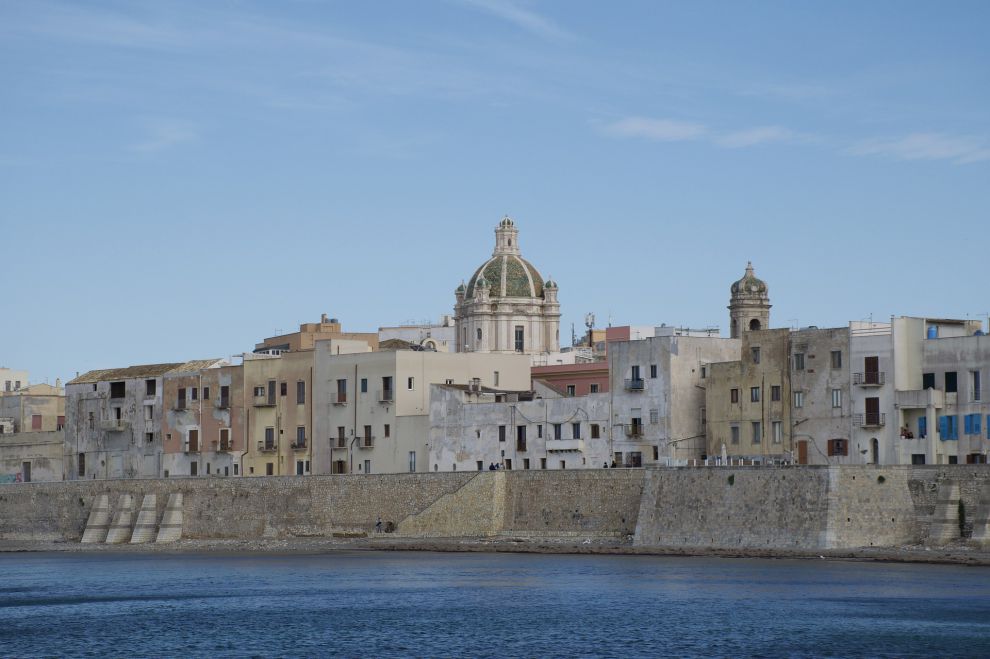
[1,550,989,658]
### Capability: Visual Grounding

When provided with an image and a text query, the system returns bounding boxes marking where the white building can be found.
[312,344,530,475]
[0,368,28,393]
[378,316,456,352]
[454,217,560,356]
[428,385,611,472]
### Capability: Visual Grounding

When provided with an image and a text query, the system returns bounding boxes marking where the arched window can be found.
[749,318,762,331]
[476,328,482,343]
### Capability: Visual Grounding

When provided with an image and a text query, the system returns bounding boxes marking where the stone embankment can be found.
[1,466,989,559]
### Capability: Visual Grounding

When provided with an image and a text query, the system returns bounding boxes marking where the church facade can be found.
[454,217,560,356]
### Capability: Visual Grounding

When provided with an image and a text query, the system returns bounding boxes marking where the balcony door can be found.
[865,356,879,384]
[865,397,880,425]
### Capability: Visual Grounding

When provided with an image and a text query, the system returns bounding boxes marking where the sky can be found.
[2,1,989,385]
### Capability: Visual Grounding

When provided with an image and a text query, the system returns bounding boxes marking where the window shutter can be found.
[950,415,958,440]
[975,415,982,435]
[938,416,948,440]
[918,416,927,438]
[964,415,972,435]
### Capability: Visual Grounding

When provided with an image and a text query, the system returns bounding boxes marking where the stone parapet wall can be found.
[1,466,988,549]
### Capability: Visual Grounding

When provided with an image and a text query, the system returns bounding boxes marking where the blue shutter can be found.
[964,414,973,435]
[918,416,927,438]
[950,415,959,440]
[976,415,982,436]
[987,415,990,439]
[938,416,948,440]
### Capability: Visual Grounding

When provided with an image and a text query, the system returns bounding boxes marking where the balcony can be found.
[624,378,645,391]
[358,436,374,449]
[99,419,129,432]
[896,388,944,409]
[253,395,275,407]
[173,399,187,411]
[291,440,307,450]
[333,437,347,449]
[332,393,348,406]
[184,441,200,454]
[217,440,233,452]
[516,440,527,452]
[546,439,585,452]
[623,424,644,438]
[854,412,886,428]
[257,440,277,453]
[853,372,885,387]
[216,397,230,410]
[378,389,394,404]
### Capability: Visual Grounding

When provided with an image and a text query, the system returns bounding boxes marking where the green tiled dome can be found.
[466,254,545,299]
[731,261,768,296]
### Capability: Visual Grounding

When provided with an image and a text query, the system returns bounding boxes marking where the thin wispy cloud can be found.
[457,0,573,41]
[130,120,198,153]
[715,126,796,148]
[850,133,990,165]
[604,117,707,142]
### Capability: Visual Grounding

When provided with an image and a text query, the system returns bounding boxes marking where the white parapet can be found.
[129,494,158,544]
[105,494,135,544]
[155,493,183,543]
[80,494,110,544]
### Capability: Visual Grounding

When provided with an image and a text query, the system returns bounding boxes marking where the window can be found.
[831,350,842,369]
[591,424,600,439]
[832,389,842,408]
[772,420,782,444]
[297,381,305,405]
[220,385,229,407]
[794,391,804,408]
[190,462,198,476]
[972,371,981,401]
[363,425,372,441]
[296,426,306,446]
[730,388,739,404]
[409,451,416,473]
[945,371,958,393]
[494,371,500,387]
[253,386,265,397]
[566,384,576,396]
[280,382,288,396]
[517,426,527,451]
[336,379,347,403]
[828,439,848,456]
[540,458,547,469]
[407,377,415,390]
[203,386,210,400]
[700,406,706,428]
[751,421,761,444]
[337,426,346,443]
[264,427,275,450]
[537,425,543,438]
[751,347,761,364]
[572,423,581,439]
[361,378,368,393]
[188,429,199,452]
[771,385,781,402]
[922,373,935,390]
[750,387,760,403]
[191,387,198,401]
[57,415,65,431]
[631,365,641,381]
[514,326,524,353]
[382,376,393,399]
[145,379,156,396]
[476,328,482,343]
[590,383,600,393]
[524,458,530,470]
[498,425,506,442]
[553,423,562,440]
[938,415,959,440]
[268,380,276,405]
[701,365,707,379]
[234,464,239,475]
[267,463,274,476]
[794,353,805,371]
[650,408,659,424]
[650,364,658,378]
[178,387,187,409]
[964,414,982,436]
[730,425,740,444]
[383,423,391,439]
[219,428,230,450]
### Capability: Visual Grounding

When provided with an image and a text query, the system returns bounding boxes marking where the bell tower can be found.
[728,261,771,339]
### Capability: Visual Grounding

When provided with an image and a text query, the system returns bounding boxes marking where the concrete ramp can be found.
[129,494,158,544]
[105,494,136,544]
[929,481,961,544]
[80,494,110,544]
[969,482,990,546]
[155,493,183,543]
[397,472,505,538]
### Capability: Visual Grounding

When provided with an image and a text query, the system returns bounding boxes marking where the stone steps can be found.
[929,481,961,544]
[129,494,158,544]
[969,482,990,546]
[155,493,183,543]
[105,494,135,544]
[80,494,110,544]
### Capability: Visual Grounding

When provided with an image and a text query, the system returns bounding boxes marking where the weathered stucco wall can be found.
[1,467,988,549]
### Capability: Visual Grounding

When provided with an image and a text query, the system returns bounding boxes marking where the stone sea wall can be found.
[0,466,988,550]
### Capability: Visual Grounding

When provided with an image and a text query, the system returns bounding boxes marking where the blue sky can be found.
[2,1,988,384]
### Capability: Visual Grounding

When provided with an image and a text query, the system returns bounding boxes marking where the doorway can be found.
[871,438,879,464]
[797,440,808,465]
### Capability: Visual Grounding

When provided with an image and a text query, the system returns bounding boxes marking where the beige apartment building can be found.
[255,314,378,353]
[313,345,530,475]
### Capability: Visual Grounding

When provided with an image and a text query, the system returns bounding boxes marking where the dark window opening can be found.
[110,381,125,399]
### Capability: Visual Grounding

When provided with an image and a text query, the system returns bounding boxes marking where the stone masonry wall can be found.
[1,466,988,548]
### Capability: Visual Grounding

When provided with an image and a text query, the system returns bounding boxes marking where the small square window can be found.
[830,350,842,369]
[730,388,739,404]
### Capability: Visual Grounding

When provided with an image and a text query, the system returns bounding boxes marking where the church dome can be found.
[730,261,768,296]
[463,217,547,299]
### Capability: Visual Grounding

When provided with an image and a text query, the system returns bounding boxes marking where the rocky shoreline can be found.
[3,536,990,566]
